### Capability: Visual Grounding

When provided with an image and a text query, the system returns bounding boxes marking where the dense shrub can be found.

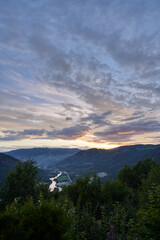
[0,198,71,240]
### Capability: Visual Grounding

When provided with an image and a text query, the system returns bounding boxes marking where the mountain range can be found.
[5,148,80,169]
[56,144,160,178]
[1,144,160,181]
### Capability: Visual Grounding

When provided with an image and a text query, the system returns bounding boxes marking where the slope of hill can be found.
[56,144,160,178]
[6,148,80,169]
[150,147,160,162]
[0,152,55,185]
[0,153,18,181]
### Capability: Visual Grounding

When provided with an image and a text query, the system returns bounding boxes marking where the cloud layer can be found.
[0,0,160,150]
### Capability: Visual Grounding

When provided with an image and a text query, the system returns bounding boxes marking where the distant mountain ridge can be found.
[56,144,160,177]
[3,145,160,179]
[5,148,80,169]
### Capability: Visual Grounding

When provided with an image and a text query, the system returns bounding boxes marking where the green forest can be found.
[0,158,160,240]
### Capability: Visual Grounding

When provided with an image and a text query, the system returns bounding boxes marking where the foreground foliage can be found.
[0,198,71,240]
[0,158,160,239]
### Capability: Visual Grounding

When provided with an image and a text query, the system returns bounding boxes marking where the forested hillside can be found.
[57,144,160,177]
[0,153,18,181]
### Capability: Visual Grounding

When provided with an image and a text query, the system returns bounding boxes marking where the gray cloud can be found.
[81,111,112,127]
[47,124,90,140]
[31,2,160,110]
[0,129,46,141]
[121,114,144,122]
[1,0,160,110]
[0,124,90,141]
[65,117,72,121]
[95,119,160,142]
[62,103,82,112]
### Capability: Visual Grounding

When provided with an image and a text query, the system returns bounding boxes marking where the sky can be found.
[0,0,160,151]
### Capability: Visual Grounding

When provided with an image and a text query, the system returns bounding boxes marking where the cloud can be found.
[121,113,144,122]
[1,0,160,149]
[0,124,90,141]
[1,0,160,111]
[0,129,46,141]
[65,117,72,121]
[81,111,112,127]
[47,124,90,140]
[94,119,160,142]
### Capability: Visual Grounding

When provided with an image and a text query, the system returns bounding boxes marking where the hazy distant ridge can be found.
[5,148,80,169]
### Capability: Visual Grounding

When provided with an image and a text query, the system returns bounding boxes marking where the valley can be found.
[1,144,160,190]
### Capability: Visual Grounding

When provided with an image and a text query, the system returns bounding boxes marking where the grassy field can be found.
[57,175,69,182]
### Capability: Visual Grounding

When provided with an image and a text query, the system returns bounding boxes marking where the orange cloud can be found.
[118,131,135,135]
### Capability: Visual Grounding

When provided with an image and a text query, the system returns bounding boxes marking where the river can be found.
[49,171,62,192]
